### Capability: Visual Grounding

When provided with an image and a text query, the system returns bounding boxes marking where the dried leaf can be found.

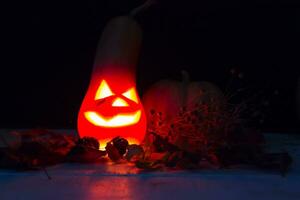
[105,142,122,161]
[125,144,144,162]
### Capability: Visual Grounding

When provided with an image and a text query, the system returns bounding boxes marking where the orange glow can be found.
[95,80,114,100]
[78,69,147,147]
[84,110,141,127]
[78,77,146,145]
[112,97,129,107]
[98,137,140,150]
[77,16,146,146]
[122,88,139,103]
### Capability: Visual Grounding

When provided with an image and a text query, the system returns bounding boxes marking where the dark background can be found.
[1,0,300,132]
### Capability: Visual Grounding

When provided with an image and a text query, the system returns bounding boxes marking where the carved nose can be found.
[112,97,129,107]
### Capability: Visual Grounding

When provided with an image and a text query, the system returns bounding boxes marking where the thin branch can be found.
[42,166,52,180]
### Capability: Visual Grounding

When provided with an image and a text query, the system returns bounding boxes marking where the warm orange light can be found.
[95,80,114,100]
[98,137,140,150]
[122,88,139,103]
[78,77,146,145]
[77,15,146,145]
[84,110,141,127]
[112,97,129,107]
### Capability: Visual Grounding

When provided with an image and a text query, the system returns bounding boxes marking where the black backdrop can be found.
[1,0,300,132]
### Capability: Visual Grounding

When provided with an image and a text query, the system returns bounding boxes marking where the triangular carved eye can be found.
[95,80,114,100]
[122,87,138,103]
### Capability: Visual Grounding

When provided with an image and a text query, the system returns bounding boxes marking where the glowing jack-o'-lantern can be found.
[84,80,142,128]
[77,16,146,148]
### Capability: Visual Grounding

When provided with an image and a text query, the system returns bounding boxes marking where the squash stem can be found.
[130,0,156,17]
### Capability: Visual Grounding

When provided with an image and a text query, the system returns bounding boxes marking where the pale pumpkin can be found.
[142,71,224,123]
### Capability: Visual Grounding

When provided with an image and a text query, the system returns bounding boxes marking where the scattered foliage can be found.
[0,73,293,175]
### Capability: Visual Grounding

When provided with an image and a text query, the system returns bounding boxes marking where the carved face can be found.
[78,78,146,148]
[85,80,142,127]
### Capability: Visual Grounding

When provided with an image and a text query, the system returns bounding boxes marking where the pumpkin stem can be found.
[130,0,156,16]
[181,70,190,107]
